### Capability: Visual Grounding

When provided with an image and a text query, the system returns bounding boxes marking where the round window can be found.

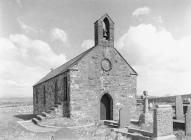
[101,58,112,71]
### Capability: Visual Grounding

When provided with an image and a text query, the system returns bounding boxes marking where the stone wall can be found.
[33,72,70,116]
[149,94,191,104]
[70,45,137,124]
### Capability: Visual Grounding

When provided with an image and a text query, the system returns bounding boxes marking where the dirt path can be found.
[18,120,59,133]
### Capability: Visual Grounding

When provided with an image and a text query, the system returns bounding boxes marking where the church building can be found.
[33,14,137,123]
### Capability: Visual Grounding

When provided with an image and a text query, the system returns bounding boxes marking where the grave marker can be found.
[153,105,176,140]
[175,95,184,120]
[143,91,149,114]
[119,107,131,128]
[186,105,191,136]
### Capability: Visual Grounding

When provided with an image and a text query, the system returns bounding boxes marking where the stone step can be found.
[41,112,46,117]
[106,123,119,128]
[45,111,56,119]
[41,112,51,117]
[50,107,56,111]
[128,127,153,137]
[36,114,44,121]
[32,118,39,125]
[104,120,119,128]
[49,111,57,117]
[47,110,54,114]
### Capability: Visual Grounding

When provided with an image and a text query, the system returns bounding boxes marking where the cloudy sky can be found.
[1,0,191,98]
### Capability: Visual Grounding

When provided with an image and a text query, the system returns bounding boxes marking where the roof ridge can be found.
[33,46,95,86]
[53,46,94,71]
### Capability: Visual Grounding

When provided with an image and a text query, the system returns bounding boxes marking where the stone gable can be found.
[70,45,137,122]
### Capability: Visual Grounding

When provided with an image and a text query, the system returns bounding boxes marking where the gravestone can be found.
[175,95,184,120]
[143,91,149,114]
[188,98,191,104]
[138,113,146,125]
[119,107,131,128]
[138,91,150,125]
[186,105,191,136]
[149,103,153,109]
[153,104,176,140]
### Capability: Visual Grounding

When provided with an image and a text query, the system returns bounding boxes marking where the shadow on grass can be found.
[14,114,36,120]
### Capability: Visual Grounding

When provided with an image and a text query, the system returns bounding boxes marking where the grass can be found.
[0,97,32,106]
[0,97,190,140]
[0,97,54,140]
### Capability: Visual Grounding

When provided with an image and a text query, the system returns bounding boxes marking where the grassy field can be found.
[0,97,110,140]
[0,97,189,140]
[0,97,32,106]
[0,97,56,140]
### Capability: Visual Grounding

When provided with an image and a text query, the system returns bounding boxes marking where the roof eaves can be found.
[114,48,138,76]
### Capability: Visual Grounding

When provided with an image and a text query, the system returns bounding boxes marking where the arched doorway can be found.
[100,93,113,120]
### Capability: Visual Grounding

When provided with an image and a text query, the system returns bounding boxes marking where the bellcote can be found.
[94,14,114,47]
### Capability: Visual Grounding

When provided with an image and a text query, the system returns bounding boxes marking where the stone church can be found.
[33,14,137,123]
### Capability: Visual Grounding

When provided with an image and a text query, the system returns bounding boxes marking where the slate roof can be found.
[34,46,138,86]
[33,46,95,86]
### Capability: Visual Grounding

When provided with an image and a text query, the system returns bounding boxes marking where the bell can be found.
[103,30,107,37]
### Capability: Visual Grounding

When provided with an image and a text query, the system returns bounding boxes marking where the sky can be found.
[1,0,191,98]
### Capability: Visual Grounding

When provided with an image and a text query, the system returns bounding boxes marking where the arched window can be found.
[36,89,38,104]
[102,17,110,40]
[54,81,58,104]
[43,86,46,106]
[63,77,68,101]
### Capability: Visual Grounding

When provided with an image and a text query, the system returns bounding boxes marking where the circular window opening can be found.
[101,58,112,72]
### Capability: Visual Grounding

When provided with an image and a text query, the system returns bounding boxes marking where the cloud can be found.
[0,34,66,98]
[17,17,38,33]
[16,0,23,8]
[117,24,191,96]
[81,39,94,49]
[153,16,163,24]
[132,7,151,17]
[51,28,69,45]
